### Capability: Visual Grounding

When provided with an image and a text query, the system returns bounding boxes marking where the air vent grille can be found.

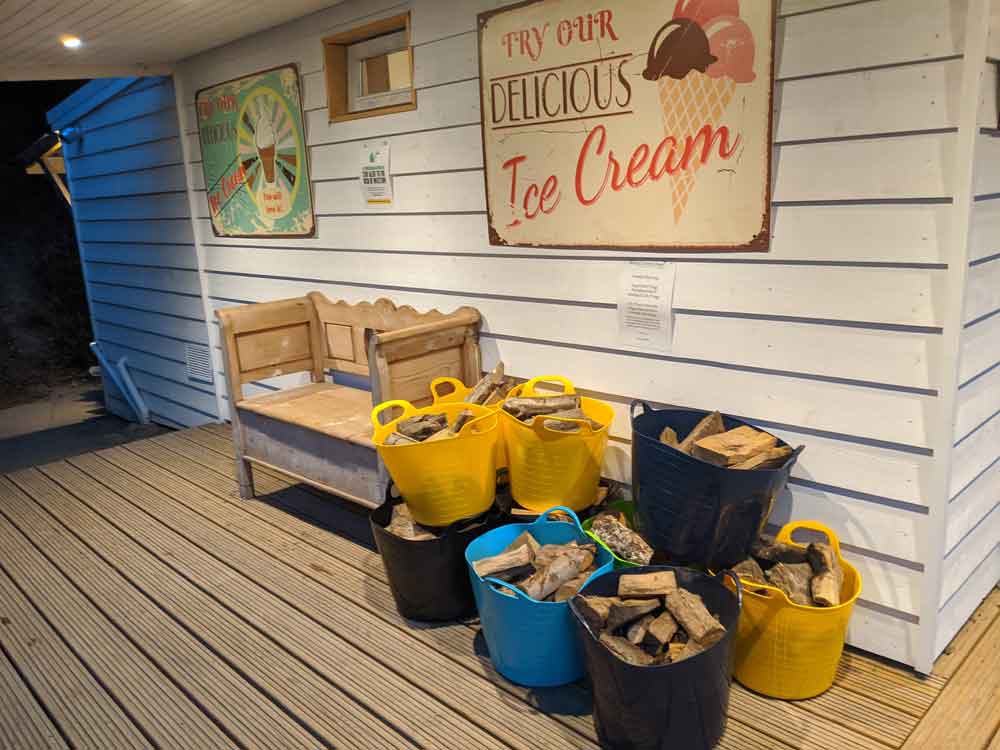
[184,343,213,384]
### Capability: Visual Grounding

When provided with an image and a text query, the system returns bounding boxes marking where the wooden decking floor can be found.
[0,424,997,750]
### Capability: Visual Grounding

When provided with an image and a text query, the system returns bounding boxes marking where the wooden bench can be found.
[216,292,482,506]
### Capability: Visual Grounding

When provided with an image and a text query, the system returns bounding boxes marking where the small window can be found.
[323,12,416,123]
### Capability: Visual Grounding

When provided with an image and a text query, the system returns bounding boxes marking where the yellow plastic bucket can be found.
[726,520,862,699]
[372,399,500,527]
[500,376,613,513]
[430,376,509,469]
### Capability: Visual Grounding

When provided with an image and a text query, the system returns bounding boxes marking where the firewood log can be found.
[503,531,541,560]
[732,445,792,470]
[600,633,655,666]
[591,515,654,566]
[518,548,593,600]
[659,426,679,447]
[732,557,767,585]
[534,541,580,569]
[643,610,679,649]
[386,504,436,540]
[473,544,534,579]
[606,599,661,632]
[465,362,505,405]
[692,425,778,467]
[807,542,844,607]
[670,640,706,662]
[450,409,475,434]
[626,614,657,645]
[396,413,448,440]
[503,395,580,420]
[554,571,592,602]
[677,411,725,454]
[766,562,814,606]
[574,595,620,632]
[664,589,726,646]
[541,408,603,432]
[384,432,418,446]
[618,571,677,599]
[752,535,809,565]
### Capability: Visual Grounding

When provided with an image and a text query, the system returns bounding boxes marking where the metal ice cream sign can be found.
[477,0,775,251]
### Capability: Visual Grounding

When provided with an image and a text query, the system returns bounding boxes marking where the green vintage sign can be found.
[196,64,315,237]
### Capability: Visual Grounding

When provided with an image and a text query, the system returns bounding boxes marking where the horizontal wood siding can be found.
[53,77,215,428]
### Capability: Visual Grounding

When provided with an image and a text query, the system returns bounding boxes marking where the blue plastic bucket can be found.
[465,506,614,686]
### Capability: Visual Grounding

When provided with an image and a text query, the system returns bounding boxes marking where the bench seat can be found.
[239,383,375,448]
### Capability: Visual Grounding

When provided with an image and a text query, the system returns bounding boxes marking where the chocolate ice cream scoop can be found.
[642,19,717,81]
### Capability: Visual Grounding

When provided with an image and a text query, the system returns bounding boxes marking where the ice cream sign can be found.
[196,64,315,238]
[478,0,775,250]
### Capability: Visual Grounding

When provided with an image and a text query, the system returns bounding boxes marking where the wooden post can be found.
[216,310,254,500]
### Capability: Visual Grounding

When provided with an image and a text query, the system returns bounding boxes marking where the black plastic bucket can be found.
[630,402,802,570]
[570,566,742,750]
[371,489,502,621]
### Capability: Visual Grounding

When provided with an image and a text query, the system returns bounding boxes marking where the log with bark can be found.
[807,542,844,607]
[600,633,655,666]
[385,504,437,540]
[574,595,620,632]
[659,426,679,447]
[731,557,767,585]
[664,589,726,646]
[732,445,792,470]
[605,598,661,632]
[516,547,594,600]
[618,571,677,599]
[643,610,679,650]
[591,514,654,566]
[677,411,725,454]
[384,432,419,446]
[541,408,603,432]
[504,530,541,560]
[626,614,657,645]
[766,562,814,606]
[473,544,534,580]
[465,362,506,406]
[553,570,593,602]
[751,535,809,565]
[503,395,581,420]
[395,413,448,440]
[692,425,778,467]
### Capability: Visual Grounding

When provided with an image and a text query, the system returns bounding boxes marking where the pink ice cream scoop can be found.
[672,0,740,27]
[703,15,756,83]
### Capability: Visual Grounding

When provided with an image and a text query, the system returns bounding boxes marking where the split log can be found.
[669,640,706,662]
[384,432,418,446]
[618,571,677,598]
[732,445,792,470]
[386,504,436,540]
[807,542,844,607]
[518,548,594,600]
[643,610,679,649]
[554,571,592,602]
[752,535,809,565]
[600,633,655,666]
[766,562,814,606]
[574,595,620,632]
[606,599,661,632]
[665,589,726,646]
[677,411,725,454]
[692,425,778,467]
[473,544,534,579]
[659,426,679,447]
[541,408,603,432]
[396,413,448,440]
[732,557,767,585]
[485,375,518,405]
[504,530,540,560]
[591,515,653,566]
[450,409,475,434]
[465,362,505,406]
[534,541,580,569]
[503,395,580,420]
[627,614,657,645]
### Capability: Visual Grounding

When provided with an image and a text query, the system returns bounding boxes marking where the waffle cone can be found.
[656,73,736,224]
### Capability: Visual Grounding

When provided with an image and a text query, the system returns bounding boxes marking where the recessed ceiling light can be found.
[61,35,82,49]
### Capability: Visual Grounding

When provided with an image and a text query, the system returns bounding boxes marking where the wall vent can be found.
[184,343,213,384]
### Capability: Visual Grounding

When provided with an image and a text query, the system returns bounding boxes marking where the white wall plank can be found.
[947,458,999,550]
[964,258,1000,323]
[954,363,1000,441]
[86,263,203,295]
[936,544,1000,653]
[848,601,920,668]
[71,138,183,180]
[66,110,183,159]
[978,61,998,128]
[72,164,189,199]
[94,320,192,364]
[77,218,194,245]
[75,192,191,221]
[969,197,1000,263]
[81,242,199,270]
[91,302,210,344]
[951,411,1000,493]
[100,340,209,392]
[974,132,1000,195]
[941,504,999,604]
[960,310,1000,384]
[90,283,205,320]
[80,81,177,131]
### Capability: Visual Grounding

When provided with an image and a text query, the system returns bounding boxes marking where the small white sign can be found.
[360,140,392,206]
[618,262,676,353]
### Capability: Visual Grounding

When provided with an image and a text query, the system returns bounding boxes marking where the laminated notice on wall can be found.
[361,140,392,206]
[618,262,676,353]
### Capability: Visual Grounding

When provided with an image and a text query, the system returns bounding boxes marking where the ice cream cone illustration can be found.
[643,2,756,224]
[255,114,277,184]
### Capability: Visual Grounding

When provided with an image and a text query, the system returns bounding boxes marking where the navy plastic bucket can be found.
[465,506,614,687]
[630,402,802,570]
[569,566,743,750]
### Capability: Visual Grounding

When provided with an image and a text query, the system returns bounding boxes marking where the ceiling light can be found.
[61,35,82,49]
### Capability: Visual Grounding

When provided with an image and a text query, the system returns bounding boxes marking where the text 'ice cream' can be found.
[255,114,277,184]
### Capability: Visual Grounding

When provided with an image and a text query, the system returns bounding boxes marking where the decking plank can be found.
[901,612,1000,749]
[0,472,321,750]
[834,652,944,718]
[933,586,1000,678]
[0,646,69,750]
[81,445,591,750]
[0,556,152,750]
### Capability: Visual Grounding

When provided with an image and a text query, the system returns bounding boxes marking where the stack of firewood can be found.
[385,503,487,541]
[502,388,603,432]
[659,411,791,470]
[732,535,845,607]
[589,510,653,566]
[574,571,727,666]
[473,531,599,602]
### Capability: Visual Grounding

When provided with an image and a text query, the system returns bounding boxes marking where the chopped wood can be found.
[541,408,603,432]
[752,535,809,565]
[659,426,679,447]
[465,362,505,406]
[591,515,653,566]
[574,595,620,632]
[554,571,592,602]
[503,395,580,420]
[385,504,436,540]
[626,614,656,645]
[643,610,679,648]
[534,541,580,569]
[517,547,594,600]
[449,409,475,434]
[395,413,448,440]
[503,530,540,560]
[421,428,458,443]
[600,633,655,666]
[732,445,793,470]
[606,598,660,632]
[766,562,814,606]
[677,411,725,454]
[732,557,767,585]
[485,376,518,405]
[692,425,778,467]
[671,640,706,662]
[664,589,726,646]
[384,432,418,446]
[473,544,534,579]
[807,542,844,607]
[617,571,677,599]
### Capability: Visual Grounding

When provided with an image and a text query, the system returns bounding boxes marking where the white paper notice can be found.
[618,262,676,353]
[360,140,392,206]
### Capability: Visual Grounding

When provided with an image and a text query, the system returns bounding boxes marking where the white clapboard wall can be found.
[48,77,218,429]
[164,0,998,671]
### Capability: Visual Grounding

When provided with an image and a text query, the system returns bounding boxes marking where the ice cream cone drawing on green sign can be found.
[196,64,314,238]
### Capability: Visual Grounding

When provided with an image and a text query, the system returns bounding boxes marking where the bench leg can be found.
[236,457,255,499]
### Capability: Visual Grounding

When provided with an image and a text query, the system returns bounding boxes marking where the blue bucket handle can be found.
[484,577,535,601]
[719,569,744,612]
[629,400,654,421]
[531,505,586,534]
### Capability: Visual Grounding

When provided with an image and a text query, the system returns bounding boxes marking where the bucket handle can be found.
[518,375,576,398]
[629,400,653,420]
[430,376,465,403]
[527,412,596,436]
[532,505,586,534]
[719,569,744,613]
[484,577,534,601]
[370,399,418,429]
[776,519,842,560]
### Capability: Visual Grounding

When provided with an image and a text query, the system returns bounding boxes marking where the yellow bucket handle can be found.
[430,377,465,403]
[528,413,596,435]
[370,399,418,430]
[775,519,842,560]
[518,375,577,397]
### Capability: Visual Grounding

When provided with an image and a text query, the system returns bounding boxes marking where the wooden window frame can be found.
[322,12,416,124]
